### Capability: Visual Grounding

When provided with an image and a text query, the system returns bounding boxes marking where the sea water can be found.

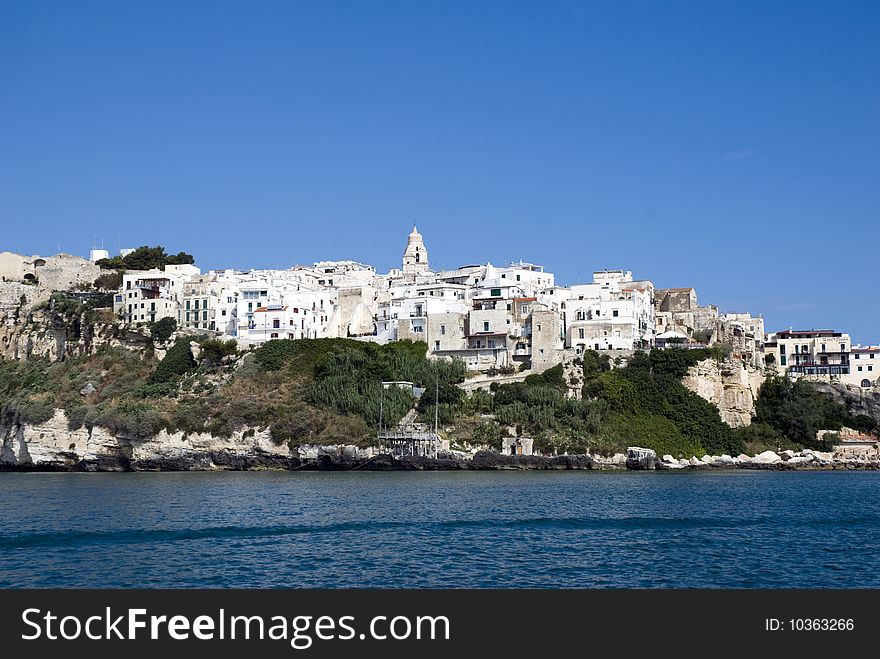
[0,470,877,588]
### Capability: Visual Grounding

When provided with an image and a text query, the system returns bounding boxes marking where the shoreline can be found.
[2,449,879,473]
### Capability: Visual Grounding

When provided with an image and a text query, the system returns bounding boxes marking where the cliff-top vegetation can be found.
[0,329,875,457]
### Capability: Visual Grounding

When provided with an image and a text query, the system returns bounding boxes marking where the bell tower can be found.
[402,225,429,275]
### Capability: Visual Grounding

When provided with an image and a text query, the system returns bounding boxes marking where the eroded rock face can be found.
[0,308,152,362]
[813,382,880,422]
[0,409,302,471]
[682,358,766,428]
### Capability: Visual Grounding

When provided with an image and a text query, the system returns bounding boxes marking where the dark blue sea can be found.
[0,470,877,588]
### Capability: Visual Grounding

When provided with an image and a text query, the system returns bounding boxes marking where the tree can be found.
[97,246,195,271]
[150,317,177,343]
[94,271,123,290]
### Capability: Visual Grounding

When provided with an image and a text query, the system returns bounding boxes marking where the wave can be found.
[1,513,842,550]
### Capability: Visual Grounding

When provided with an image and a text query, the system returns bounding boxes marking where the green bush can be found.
[524,363,565,389]
[149,339,196,383]
[92,401,166,438]
[199,338,238,365]
[150,317,177,343]
[65,404,91,431]
[15,397,56,424]
[94,271,123,290]
[753,377,868,449]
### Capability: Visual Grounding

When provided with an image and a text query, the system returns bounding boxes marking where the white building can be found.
[845,345,880,388]
[562,270,654,352]
[764,330,852,380]
[115,264,200,325]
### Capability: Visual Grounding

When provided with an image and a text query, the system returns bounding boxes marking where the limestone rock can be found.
[752,450,782,464]
[79,382,96,396]
[681,357,765,428]
[626,447,657,470]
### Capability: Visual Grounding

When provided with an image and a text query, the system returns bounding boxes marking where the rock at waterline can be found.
[626,447,657,470]
[752,450,782,465]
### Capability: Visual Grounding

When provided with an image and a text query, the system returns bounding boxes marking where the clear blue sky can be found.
[1,1,877,342]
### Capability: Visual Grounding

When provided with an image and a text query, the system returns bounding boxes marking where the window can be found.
[185,300,190,310]
[273,319,280,329]
[434,341,440,350]
[221,310,226,316]
[856,354,861,359]
[821,344,826,352]
[483,321,490,332]
[537,324,542,331]
[490,288,501,297]
[516,274,521,281]
[203,311,208,321]
[840,344,846,352]
[488,339,495,348]
[858,366,863,372]
[521,305,528,314]
[781,356,787,366]
[270,333,278,338]
[501,274,506,279]
[440,325,446,335]
[578,328,584,339]
[862,379,872,388]
[780,344,786,355]
[244,291,259,299]
[869,365,874,372]
[872,354,876,359]
[612,310,619,317]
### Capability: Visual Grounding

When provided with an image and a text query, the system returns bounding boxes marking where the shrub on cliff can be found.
[149,339,196,384]
[753,377,868,449]
[150,317,177,343]
[13,396,56,425]
[524,363,565,389]
[91,402,166,438]
[198,338,238,365]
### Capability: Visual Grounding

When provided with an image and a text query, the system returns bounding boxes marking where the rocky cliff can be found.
[0,409,603,471]
[681,357,765,427]
[0,301,171,361]
[812,381,880,421]
[0,409,372,471]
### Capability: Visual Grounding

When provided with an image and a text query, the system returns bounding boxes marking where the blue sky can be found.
[1,1,877,341]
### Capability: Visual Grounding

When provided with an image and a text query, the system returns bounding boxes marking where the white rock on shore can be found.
[751,450,782,464]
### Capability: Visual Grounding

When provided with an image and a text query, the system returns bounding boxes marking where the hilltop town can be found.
[2,226,876,388]
[0,227,878,472]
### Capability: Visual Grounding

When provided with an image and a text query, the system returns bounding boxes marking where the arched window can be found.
[861,379,872,388]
